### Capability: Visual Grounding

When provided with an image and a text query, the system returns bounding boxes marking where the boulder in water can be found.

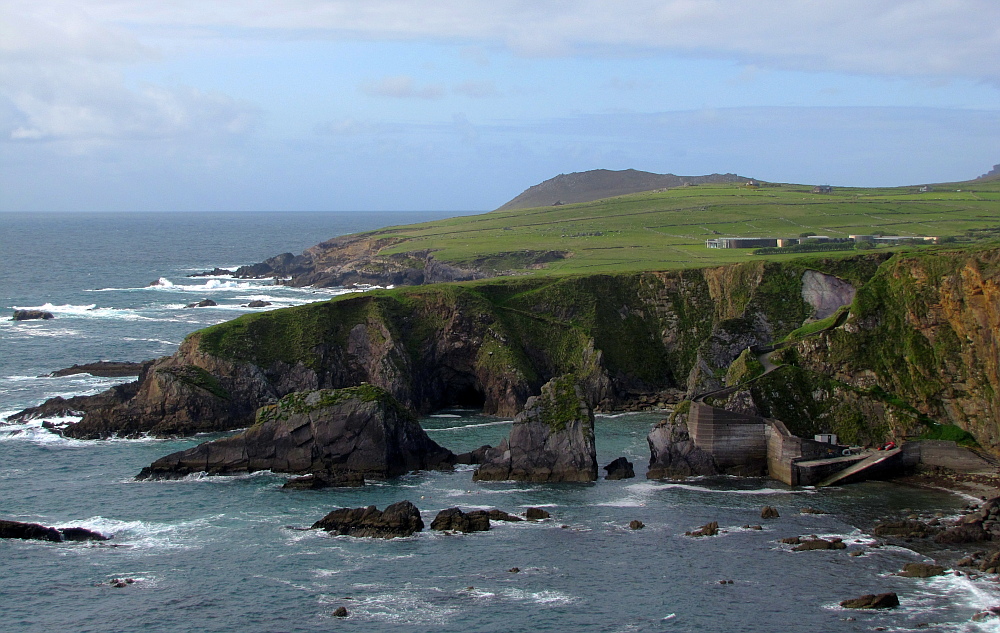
[898,562,946,578]
[430,508,491,533]
[604,457,635,480]
[184,299,217,308]
[245,300,272,308]
[12,310,54,321]
[311,500,424,538]
[839,593,899,609]
[526,507,551,521]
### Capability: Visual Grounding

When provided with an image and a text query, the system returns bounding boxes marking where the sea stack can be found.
[136,385,455,484]
[473,375,598,482]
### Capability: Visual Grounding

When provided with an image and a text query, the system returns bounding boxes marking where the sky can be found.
[1,0,999,212]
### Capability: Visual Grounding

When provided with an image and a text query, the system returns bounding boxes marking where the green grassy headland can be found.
[358,178,1000,275]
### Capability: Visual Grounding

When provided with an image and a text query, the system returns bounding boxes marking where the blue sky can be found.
[1,1,999,212]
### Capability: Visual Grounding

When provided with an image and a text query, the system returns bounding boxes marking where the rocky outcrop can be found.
[0,519,108,542]
[12,310,54,321]
[136,386,454,481]
[185,299,217,308]
[800,270,856,320]
[430,508,491,533]
[525,508,550,520]
[473,376,598,482]
[646,413,719,478]
[898,562,945,578]
[311,501,424,538]
[792,537,846,551]
[603,457,635,480]
[245,300,272,308]
[50,361,146,378]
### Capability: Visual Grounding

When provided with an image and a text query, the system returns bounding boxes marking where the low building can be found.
[812,185,833,194]
[705,237,779,249]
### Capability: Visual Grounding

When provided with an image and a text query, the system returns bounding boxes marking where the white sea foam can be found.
[0,417,87,445]
[51,515,220,551]
[428,413,462,418]
[330,590,459,625]
[500,588,578,605]
[424,420,514,431]
[652,482,807,495]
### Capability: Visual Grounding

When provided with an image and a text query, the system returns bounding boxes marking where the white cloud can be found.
[0,2,255,143]
[24,0,1000,83]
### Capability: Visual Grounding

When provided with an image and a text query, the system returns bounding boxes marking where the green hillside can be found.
[364,179,1000,275]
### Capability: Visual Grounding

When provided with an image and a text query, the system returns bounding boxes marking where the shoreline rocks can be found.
[312,501,424,538]
[184,299,217,308]
[136,385,455,483]
[473,376,598,483]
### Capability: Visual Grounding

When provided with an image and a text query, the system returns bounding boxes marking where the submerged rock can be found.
[312,500,424,538]
[898,562,946,578]
[686,521,719,537]
[487,509,523,522]
[645,415,719,479]
[604,457,635,480]
[245,300,272,308]
[0,519,108,543]
[473,376,598,483]
[136,386,455,481]
[430,508,491,533]
[761,506,780,519]
[839,593,899,609]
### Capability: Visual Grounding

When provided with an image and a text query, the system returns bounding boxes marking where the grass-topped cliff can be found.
[236,173,1000,287]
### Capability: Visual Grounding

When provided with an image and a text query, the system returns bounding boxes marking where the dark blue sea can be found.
[0,212,995,632]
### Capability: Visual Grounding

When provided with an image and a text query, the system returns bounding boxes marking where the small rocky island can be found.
[137,385,456,486]
[473,375,598,482]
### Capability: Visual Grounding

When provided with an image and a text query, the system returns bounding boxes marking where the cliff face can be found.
[784,249,1000,447]
[21,247,1000,450]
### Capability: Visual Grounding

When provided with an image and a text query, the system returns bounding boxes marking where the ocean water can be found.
[1,212,997,633]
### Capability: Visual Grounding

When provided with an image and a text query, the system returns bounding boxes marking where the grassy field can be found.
[363,178,1000,275]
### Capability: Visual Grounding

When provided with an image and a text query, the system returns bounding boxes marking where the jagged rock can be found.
[761,506,780,519]
[525,508,550,520]
[645,415,719,478]
[780,536,801,544]
[839,593,900,609]
[792,538,846,551]
[184,299,217,308]
[604,457,635,480]
[49,361,145,378]
[312,501,424,538]
[430,508,491,533]
[898,562,946,578]
[245,300,272,308]
[0,519,108,542]
[687,521,719,537]
[473,376,598,482]
[800,270,856,320]
[136,386,455,481]
[12,310,54,321]
[487,509,523,522]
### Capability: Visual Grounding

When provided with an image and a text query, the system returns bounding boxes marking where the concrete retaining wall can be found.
[688,402,767,471]
[904,440,996,473]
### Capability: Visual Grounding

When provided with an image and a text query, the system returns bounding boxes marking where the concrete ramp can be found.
[815,448,902,487]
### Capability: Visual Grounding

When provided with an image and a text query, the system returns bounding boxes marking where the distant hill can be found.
[495,169,748,211]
